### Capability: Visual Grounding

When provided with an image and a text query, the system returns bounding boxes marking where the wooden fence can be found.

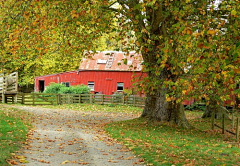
[211,113,239,141]
[16,93,145,107]
[0,72,18,103]
[17,93,58,105]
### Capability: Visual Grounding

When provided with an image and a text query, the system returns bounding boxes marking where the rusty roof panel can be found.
[79,51,142,71]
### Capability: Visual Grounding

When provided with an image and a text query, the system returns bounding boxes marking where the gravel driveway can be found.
[9,105,143,166]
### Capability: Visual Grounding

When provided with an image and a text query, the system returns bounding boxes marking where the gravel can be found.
[9,106,144,166]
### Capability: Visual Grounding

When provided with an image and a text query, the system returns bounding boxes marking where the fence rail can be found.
[17,93,58,105]
[16,93,145,107]
[211,113,239,141]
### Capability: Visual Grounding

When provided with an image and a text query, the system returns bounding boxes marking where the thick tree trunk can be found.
[202,99,230,119]
[168,102,190,128]
[141,93,156,118]
[153,88,169,121]
[141,82,191,128]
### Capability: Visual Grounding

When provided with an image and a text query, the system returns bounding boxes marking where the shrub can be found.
[43,83,90,94]
[72,85,91,94]
[43,83,65,94]
[185,102,206,111]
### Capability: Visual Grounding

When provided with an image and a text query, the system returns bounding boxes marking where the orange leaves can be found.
[207,29,218,36]
[38,159,50,164]
[79,162,90,165]
[7,159,18,165]
[108,159,119,163]
[197,43,210,49]
[71,10,78,19]
[233,68,240,74]
[182,27,193,35]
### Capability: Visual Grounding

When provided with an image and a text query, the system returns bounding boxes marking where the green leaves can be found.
[43,83,90,94]
[0,0,118,85]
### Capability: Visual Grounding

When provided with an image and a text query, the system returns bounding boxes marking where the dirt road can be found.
[10,106,143,166]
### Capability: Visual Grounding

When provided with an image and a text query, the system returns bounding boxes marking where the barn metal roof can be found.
[79,51,143,71]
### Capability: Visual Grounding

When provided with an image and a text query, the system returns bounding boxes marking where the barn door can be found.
[39,80,45,92]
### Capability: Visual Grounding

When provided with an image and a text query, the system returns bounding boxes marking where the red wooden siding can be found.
[35,70,144,95]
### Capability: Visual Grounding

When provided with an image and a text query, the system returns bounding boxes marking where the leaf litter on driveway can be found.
[8,105,144,166]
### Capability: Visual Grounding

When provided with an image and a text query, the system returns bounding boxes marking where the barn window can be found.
[62,82,70,87]
[117,82,124,91]
[88,81,95,91]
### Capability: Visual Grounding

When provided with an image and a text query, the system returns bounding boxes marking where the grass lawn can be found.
[39,103,143,114]
[106,110,240,166]
[0,105,32,166]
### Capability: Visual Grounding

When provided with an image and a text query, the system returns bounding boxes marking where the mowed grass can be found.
[0,105,32,166]
[40,103,143,114]
[105,110,240,166]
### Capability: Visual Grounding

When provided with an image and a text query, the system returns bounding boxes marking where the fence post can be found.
[133,95,136,106]
[222,114,225,134]
[2,75,6,103]
[101,94,104,105]
[111,95,114,104]
[236,118,239,141]
[59,94,61,104]
[33,93,35,105]
[14,94,17,104]
[90,94,92,104]
[211,113,215,130]
[22,93,24,104]
[67,94,70,104]
[232,111,235,128]
[56,94,59,105]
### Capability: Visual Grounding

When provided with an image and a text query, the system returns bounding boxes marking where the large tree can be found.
[105,0,239,127]
[0,0,117,85]
[0,0,238,127]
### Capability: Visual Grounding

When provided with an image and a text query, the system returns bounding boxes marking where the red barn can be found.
[34,51,145,95]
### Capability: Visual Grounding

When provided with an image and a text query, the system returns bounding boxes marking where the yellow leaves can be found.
[72,13,78,19]
[11,155,29,164]
[231,10,237,16]
[160,63,166,69]
[61,160,69,164]
[186,0,190,3]
[166,97,171,102]
[182,90,187,95]
[176,98,181,103]
[207,29,217,36]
